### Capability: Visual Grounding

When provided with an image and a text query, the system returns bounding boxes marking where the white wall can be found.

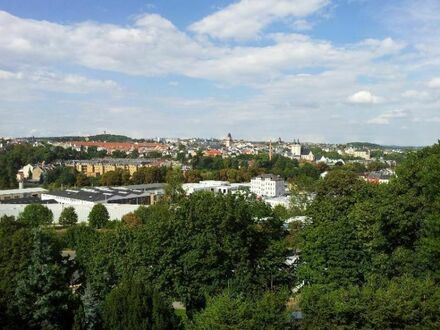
[0,204,141,223]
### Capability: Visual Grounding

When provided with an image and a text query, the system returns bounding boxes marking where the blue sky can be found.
[0,0,439,145]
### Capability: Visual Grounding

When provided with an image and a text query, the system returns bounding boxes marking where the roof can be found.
[67,141,168,151]
[0,187,48,196]
[253,174,284,181]
[203,149,223,156]
[117,183,166,191]
[301,148,312,156]
[43,187,152,203]
[65,158,153,166]
[0,197,57,204]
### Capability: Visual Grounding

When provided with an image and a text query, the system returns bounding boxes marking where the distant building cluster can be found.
[65,158,167,177]
[52,141,168,155]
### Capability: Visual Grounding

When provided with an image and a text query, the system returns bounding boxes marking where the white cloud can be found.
[0,11,407,86]
[292,19,314,31]
[367,109,409,125]
[428,77,440,88]
[188,0,329,40]
[0,68,119,97]
[0,8,439,144]
[347,90,380,104]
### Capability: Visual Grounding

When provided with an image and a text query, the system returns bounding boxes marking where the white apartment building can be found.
[250,174,285,197]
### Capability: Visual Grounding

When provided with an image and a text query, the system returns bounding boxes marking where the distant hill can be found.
[347,142,383,149]
[347,142,422,150]
[87,134,133,142]
[35,134,148,142]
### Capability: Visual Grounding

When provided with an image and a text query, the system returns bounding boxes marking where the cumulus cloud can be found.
[0,68,119,97]
[0,8,439,144]
[0,11,406,86]
[347,90,380,104]
[189,0,329,40]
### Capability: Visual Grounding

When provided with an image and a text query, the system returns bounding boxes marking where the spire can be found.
[269,140,273,161]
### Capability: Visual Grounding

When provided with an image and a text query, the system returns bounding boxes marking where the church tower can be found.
[225,133,233,148]
[291,139,302,157]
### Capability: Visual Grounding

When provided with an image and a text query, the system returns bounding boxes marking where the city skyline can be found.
[0,0,439,145]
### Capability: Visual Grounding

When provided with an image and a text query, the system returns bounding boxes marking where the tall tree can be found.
[88,204,109,229]
[18,204,53,227]
[14,229,74,329]
[101,278,180,330]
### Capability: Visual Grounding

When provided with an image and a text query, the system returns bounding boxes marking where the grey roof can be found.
[117,183,166,191]
[65,158,154,165]
[43,187,150,202]
[254,174,284,181]
[301,148,312,155]
[0,197,57,204]
[0,187,48,196]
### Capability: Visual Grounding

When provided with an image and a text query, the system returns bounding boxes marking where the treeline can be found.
[188,154,323,189]
[295,142,440,328]
[0,191,294,329]
[44,155,325,190]
[0,143,140,189]
[42,166,170,189]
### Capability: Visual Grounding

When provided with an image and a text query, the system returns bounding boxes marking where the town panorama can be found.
[0,0,439,329]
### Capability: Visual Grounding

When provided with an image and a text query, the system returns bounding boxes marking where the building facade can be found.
[250,174,285,197]
[65,159,154,177]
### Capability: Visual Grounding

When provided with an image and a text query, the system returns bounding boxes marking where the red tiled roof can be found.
[203,149,223,157]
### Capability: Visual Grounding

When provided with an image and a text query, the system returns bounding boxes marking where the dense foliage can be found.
[296,142,440,328]
[0,142,438,329]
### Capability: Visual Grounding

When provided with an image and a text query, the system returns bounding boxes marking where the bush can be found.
[18,204,53,227]
[88,204,109,229]
[58,206,78,226]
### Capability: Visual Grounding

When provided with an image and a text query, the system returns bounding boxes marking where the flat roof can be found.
[0,187,48,195]
[43,187,150,202]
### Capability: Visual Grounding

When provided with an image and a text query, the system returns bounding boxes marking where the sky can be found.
[0,0,439,145]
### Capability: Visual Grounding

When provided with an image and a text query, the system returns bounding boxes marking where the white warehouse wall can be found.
[0,204,141,223]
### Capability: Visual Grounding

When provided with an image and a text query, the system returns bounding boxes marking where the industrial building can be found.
[0,187,48,202]
[41,186,163,205]
[182,181,250,195]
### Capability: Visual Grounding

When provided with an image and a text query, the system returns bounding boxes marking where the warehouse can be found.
[41,186,162,205]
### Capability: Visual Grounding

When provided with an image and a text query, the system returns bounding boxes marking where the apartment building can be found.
[250,174,285,197]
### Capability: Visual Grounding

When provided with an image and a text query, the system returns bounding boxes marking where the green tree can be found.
[88,204,109,229]
[0,217,33,328]
[14,229,74,329]
[164,168,185,202]
[192,291,290,330]
[102,278,180,330]
[299,171,375,287]
[135,192,291,316]
[18,204,53,227]
[59,206,78,226]
[75,172,90,187]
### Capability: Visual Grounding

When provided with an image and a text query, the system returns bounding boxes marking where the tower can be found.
[225,133,233,148]
[291,139,302,157]
[269,140,273,161]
